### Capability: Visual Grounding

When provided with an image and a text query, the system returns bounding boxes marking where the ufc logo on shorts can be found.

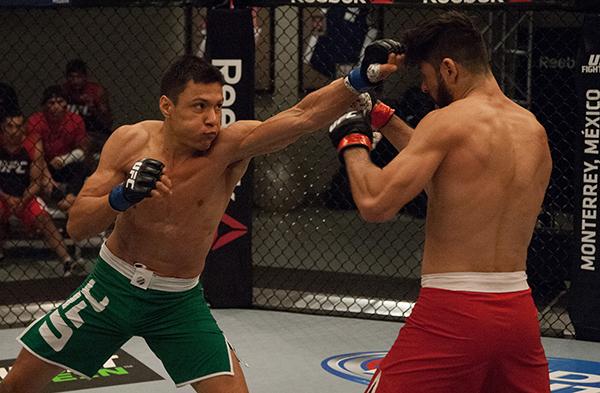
[125,161,143,190]
[38,279,109,352]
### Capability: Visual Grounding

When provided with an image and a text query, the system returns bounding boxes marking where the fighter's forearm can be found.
[66,195,118,241]
[343,148,396,223]
[293,79,357,130]
[236,79,357,159]
[343,148,414,222]
[379,115,414,152]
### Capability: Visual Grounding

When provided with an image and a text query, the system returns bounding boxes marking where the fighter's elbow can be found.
[66,218,86,242]
[356,198,396,223]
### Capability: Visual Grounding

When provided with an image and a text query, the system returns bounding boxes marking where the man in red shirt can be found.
[62,59,112,155]
[27,86,91,211]
[0,108,77,275]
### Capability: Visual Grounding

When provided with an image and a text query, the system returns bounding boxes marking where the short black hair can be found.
[41,85,68,105]
[0,106,24,128]
[403,11,490,74]
[0,82,20,113]
[66,58,87,75]
[160,56,224,104]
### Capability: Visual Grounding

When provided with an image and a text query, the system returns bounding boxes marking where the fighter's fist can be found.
[329,111,373,159]
[345,39,405,93]
[350,92,396,130]
[109,158,165,212]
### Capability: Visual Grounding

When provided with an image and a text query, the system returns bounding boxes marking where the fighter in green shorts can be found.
[18,244,232,386]
[1,49,402,393]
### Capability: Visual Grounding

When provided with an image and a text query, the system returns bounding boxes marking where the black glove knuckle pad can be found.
[361,39,406,75]
[329,112,372,149]
[123,158,164,203]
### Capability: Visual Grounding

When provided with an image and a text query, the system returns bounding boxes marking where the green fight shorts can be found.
[18,244,234,387]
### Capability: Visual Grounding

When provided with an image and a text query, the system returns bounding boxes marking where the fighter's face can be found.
[419,62,453,108]
[166,81,223,152]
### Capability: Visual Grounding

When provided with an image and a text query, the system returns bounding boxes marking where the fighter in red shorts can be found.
[0,109,76,275]
[329,11,551,393]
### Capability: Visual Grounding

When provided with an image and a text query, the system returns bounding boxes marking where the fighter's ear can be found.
[159,95,173,118]
[440,58,459,84]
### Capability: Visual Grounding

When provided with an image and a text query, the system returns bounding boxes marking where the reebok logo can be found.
[582,54,600,74]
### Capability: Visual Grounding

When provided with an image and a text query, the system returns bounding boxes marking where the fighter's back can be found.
[422,94,552,274]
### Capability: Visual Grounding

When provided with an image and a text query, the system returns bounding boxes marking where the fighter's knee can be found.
[190,377,249,393]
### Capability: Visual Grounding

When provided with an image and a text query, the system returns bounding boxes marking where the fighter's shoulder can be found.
[109,120,157,144]
[101,121,159,161]
[413,106,468,149]
[415,107,459,135]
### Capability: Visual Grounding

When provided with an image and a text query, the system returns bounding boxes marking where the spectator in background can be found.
[0,108,77,276]
[27,85,91,212]
[62,59,113,156]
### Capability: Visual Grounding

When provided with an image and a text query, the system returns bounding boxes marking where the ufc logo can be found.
[125,161,143,190]
[329,111,361,132]
[39,279,109,352]
[582,54,600,74]
[0,160,28,174]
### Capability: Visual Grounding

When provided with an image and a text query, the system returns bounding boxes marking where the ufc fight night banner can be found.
[203,8,255,307]
[569,14,600,342]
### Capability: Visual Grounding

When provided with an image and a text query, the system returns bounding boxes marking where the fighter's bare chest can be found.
[127,161,233,225]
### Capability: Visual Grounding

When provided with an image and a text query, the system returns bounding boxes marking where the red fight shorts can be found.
[0,197,48,229]
[365,272,550,393]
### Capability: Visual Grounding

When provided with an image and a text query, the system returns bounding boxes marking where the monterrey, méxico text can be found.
[581,89,600,271]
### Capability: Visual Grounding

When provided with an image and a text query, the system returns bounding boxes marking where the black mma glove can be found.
[109,158,165,212]
[345,39,406,94]
[329,111,373,161]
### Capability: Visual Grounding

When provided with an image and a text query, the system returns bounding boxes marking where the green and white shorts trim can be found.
[18,245,234,386]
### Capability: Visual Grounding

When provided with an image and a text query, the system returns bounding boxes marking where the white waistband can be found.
[100,243,200,292]
[421,271,529,293]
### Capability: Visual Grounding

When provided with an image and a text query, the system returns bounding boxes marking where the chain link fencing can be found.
[0,1,587,338]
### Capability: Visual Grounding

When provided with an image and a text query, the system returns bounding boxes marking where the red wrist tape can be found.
[371,102,395,129]
[337,133,373,153]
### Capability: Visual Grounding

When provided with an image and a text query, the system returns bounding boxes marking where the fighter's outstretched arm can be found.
[341,111,449,222]
[229,50,403,162]
[230,79,356,161]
